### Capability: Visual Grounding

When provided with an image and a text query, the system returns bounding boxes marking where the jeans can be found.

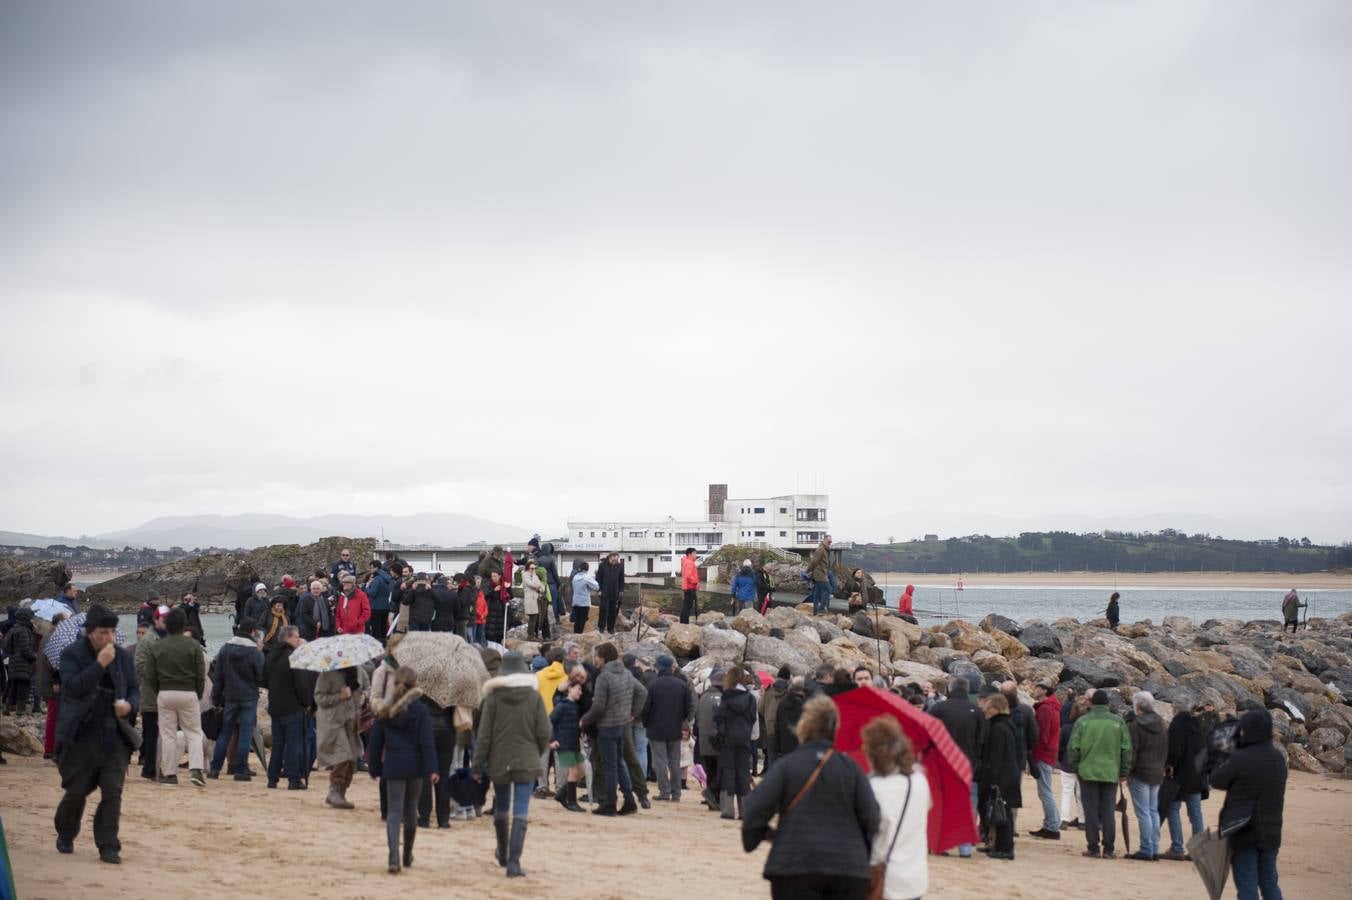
[368,610,389,642]
[385,777,422,866]
[470,624,486,645]
[597,724,634,808]
[1231,847,1282,900]
[651,739,682,799]
[54,741,130,853]
[1166,792,1205,852]
[1080,778,1118,853]
[1035,761,1060,832]
[959,781,979,856]
[304,714,317,773]
[268,711,304,786]
[211,699,258,775]
[810,581,831,614]
[631,722,649,781]
[492,780,533,820]
[1128,778,1161,856]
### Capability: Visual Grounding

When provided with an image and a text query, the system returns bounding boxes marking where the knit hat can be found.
[777,665,792,680]
[656,655,675,672]
[1091,689,1110,706]
[622,653,637,668]
[282,575,297,589]
[499,651,530,676]
[254,582,267,594]
[84,604,119,631]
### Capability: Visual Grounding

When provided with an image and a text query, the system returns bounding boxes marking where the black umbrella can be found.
[1187,827,1232,900]
[1116,790,1131,855]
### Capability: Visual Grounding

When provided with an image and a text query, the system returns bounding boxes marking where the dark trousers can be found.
[5,677,31,711]
[622,723,648,801]
[139,711,159,779]
[1232,847,1282,900]
[1282,619,1298,634]
[597,724,634,808]
[719,743,752,796]
[571,606,589,634]
[770,874,870,900]
[701,753,720,802]
[419,725,457,825]
[368,611,390,642]
[599,595,621,632]
[680,589,697,624]
[268,711,304,786]
[54,741,130,853]
[1080,778,1118,853]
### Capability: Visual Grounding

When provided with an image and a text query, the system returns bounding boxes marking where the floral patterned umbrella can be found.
[287,633,385,672]
[44,612,126,667]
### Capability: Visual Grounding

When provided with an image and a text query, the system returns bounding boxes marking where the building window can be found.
[779,531,787,537]
[779,507,787,514]
[628,531,645,538]
[796,508,825,522]
[754,507,765,514]
[653,530,665,538]
[754,530,765,537]
[590,531,596,538]
[797,531,822,543]
[675,532,722,545]
[577,532,584,539]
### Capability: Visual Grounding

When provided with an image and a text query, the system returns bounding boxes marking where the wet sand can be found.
[3,755,1349,898]
[875,571,1352,590]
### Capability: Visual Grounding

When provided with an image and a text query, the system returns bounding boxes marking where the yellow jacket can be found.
[536,661,567,714]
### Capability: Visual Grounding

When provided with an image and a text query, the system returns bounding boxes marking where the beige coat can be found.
[369,660,400,714]
[521,570,546,617]
[314,666,369,768]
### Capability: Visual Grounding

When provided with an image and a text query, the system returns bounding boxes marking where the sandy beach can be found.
[3,753,1349,899]
[874,571,1352,590]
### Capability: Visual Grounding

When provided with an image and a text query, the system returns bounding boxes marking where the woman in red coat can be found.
[897,584,915,617]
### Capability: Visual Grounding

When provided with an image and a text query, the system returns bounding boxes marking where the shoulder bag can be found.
[869,774,913,900]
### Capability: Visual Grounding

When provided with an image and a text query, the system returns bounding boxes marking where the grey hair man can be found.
[1126,690,1168,861]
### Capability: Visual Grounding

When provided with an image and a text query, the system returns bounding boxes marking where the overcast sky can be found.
[2,2,1349,544]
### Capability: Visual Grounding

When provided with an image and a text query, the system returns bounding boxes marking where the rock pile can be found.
[0,559,72,603]
[505,605,1352,776]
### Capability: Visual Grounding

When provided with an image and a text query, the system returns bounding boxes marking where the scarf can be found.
[264,606,288,644]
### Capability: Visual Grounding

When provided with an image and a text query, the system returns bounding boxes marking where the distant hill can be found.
[844,530,1352,574]
[0,530,122,550]
[95,512,537,551]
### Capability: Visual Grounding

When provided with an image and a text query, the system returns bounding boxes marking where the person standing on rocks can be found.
[1125,690,1168,861]
[680,548,700,624]
[806,535,833,615]
[330,548,357,587]
[474,651,552,877]
[1105,592,1121,631]
[1161,701,1209,861]
[143,606,208,787]
[597,552,625,633]
[1068,689,1132,859]
[570,563,599,635]
[1027,682,1063,841]
[1210,708,1287,899]
[931,675,987,858]
[1281,589,1305,633]
[53,604,139,864]
[732,560,757,613]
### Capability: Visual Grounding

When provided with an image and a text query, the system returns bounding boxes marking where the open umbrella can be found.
[1187,827,1232,900]
[833,686,979,854]
[287,633,385,672]
[391,632,490,709]
[29,598,72,622]
[43,613,126,667]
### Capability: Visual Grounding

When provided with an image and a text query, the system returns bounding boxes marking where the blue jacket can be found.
[57,636,139,749]
[365,568,393,612]
[732,567,757,602]
[368,689,437,781]
[550,696,582,753]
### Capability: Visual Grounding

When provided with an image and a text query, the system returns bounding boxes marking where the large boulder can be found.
[745,634,813,676]
[0,559,72,604]
[765,606,805,632]
[1309,727,1347,754]
[699,624,746,664]
[972,650,1013,680]
[1059,656,1121,688]
[1315,749,1346,773]
[944,621,1000,655]
[0,720,43,756]
[821,638,878,675]
[1286,743,1324,774]
[730,609,771,637]
[990,629,1029,661]
[681,656,719,694]
[1268,686,1314,722]
[980,613,1021,636]
[1224,645,1272,681]
[1162,615,1195,632]
[843,633,894,666]
[784,628,824,666]
[1011,656,1065,685]
[1321,666,1352,701]
[1018,623,1063,657]
[1312,704,1352,738]
[810,617,848,644]
[1283,642,1328,676]
[696,611,726,626]
[889,661,949,692]
[663,623,702,657]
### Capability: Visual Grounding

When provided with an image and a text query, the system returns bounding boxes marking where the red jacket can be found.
[680,556,700,591]
[474,591,488,625]
[1033,695,1061,766]
[336,588,371,635]
[897,584,915,616]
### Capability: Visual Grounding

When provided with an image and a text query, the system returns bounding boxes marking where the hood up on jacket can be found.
[1236,708,1274,747]
[483,672,540,700]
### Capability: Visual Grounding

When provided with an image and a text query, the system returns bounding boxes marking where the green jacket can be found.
[133,629,161,713]
[144,633,206,698]
[1067,706,1132,783]
[472,672,551,784]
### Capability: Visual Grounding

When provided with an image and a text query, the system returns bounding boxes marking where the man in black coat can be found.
[596,553,625,634]
[429,576,457,632]
[54,604,139,864]
[264,627,313,789]
[178,593,206,648]
[451,574,475,640]
[1210,708,1287,897]
[931,675,988,858]
[1161,702,1210,860]
[643,656,694,802]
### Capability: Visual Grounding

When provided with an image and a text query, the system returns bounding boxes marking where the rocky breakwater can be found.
[504,604,1352,776]
[83,537,379,613]
[0,559,73,604]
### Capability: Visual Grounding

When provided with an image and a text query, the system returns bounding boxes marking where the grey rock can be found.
[980,613,1020,636]
[1018,623,1063,657]
[744,634,812,676]
[1059,655,1121,688]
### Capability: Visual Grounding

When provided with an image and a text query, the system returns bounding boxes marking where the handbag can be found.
[868,774,913,900]
[201,706,225,741]
[767,749,834,841]
[356,699,376,735]
[1157,774,1181,817]
[984,785,1009,829]
[117,716,143,752]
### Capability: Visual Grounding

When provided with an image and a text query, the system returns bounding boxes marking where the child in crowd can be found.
[549,682,586,812]
[680,725,696,791]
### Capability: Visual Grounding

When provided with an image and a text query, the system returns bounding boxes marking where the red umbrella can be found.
[833,686,978,854]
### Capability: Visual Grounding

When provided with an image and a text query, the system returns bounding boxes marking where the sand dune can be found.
[3,755,1349,899]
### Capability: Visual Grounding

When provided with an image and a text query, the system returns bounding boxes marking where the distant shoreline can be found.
[871,570,1351,590]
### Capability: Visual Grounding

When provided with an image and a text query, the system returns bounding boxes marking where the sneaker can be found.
[1027,829,1061,840]
[1161,849,1191,862]
[233,773,253,782]
[159,776,179,786]
[1125,851,1153,861]
[190,769,207,787]
[1102,850,1117,859]
[56,839,74,855]
[1082,849,1100,859]
[287,781,307,790]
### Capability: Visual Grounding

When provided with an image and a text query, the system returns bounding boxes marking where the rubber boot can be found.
[720,792,736,820]
[736,794,744,820]
[506,818,528,878]
[565,783,585,813]
[556,783,570,811]
[326,787,354,810]
[402,824,416,869]
[493,816,509,867]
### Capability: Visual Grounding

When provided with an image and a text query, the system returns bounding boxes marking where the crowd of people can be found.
[0,549,1295,900]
